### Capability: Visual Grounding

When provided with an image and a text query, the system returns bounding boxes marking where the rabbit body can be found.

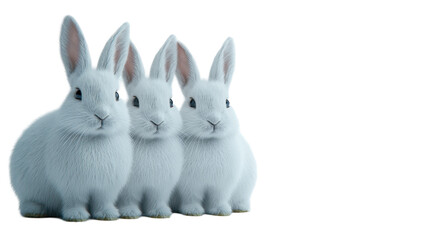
[11,110,132,220]
[177,133,256,216]
[173,39,257,216]
[45,111,132,221]
[10,16,132,221]
[118,136,182,218]
[117,36,183,218]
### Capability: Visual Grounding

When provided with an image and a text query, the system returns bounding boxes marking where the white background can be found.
[0,0,428,239]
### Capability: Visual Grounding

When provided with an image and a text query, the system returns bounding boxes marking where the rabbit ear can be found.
[209,38,235,87]
[97,23,130,78]
[149,35,177,85]
[123,42,145,91]
[176,41,200,90]
[60,16,91,78]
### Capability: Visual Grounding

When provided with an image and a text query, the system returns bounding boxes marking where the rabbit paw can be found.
[206,204,232,216]
[21,202,47,218]
[62,207,90,222]
[92,207,119,221]
[232,201,250,213]
[145,206,172,218]
[119,205,142,219]
[179,204,204,216]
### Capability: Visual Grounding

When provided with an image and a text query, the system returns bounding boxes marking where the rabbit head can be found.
[176,38,239,139]
[123,35,182,139]
[56,16,131,137]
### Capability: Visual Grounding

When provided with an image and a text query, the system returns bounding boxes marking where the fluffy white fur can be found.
[172,38,257,216]
[116,35,183,218]
[9,16,133,221]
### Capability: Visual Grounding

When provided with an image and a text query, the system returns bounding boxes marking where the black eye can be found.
[170,98,174,108]
[133,96,139,108]
[189,98,196,108]
[226,99,230,108]
[74,88,82,101]
[115,92,119,101]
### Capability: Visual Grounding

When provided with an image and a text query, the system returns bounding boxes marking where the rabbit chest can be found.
[183,134,244,187]
[131,137,183,185]
[45,131,133,191]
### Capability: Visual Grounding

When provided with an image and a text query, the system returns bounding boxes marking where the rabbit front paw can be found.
[119,205,142,219]
[206,203,232,216]
[232,201,250,213]
[92,206,119,221]
[179,204,204,216]
[145,206,172,218]
[62,207,90,222]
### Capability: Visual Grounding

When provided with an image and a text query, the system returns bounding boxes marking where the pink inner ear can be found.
[177,44,190,85]
[114,38,121,74]
[165,54,171,80]
[67,22,80,72]
[224,56,230,83]
[124,45,135,84]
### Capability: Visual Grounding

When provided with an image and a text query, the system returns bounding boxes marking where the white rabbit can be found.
[116,35,183,218]
[172,38,257,216]
[9,16,133,221]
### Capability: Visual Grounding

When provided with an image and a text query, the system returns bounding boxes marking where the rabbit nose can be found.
[207,120,220,126]
[95,109,109,120]
[95,114,109,121]
[150,120,164,126]
[207,115,221,125]
[150,114,164,125]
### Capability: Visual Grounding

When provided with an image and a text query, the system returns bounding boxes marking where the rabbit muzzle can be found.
[150,120,164,133]
[95,114,109,129]
[207,120,221,132]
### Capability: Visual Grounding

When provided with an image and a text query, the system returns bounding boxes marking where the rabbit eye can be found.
[170,98,174,108]
[133,96,139,108]
[74,88,82,101]
[189,98,196,108]
[115,92,119,101]
[226,99,230,108]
